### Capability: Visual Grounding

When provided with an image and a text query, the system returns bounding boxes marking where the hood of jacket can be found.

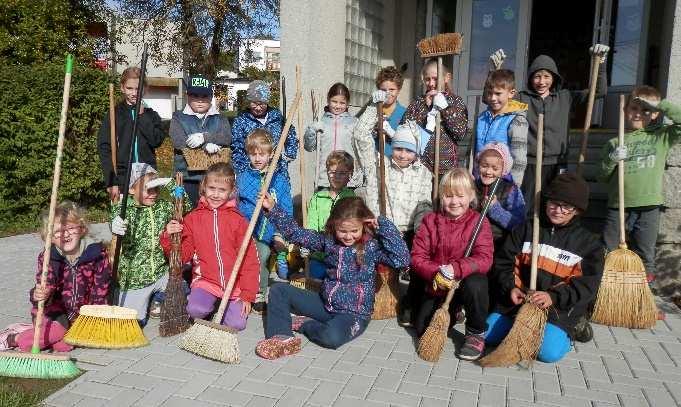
[196,195,238,213]
[527,55,564,93]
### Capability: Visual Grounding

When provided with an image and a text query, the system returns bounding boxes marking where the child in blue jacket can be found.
[255,196,409,359]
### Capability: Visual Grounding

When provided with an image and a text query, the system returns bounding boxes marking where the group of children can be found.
[4,41,680,367]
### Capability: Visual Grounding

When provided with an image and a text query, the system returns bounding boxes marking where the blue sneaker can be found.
[276,253,289,280]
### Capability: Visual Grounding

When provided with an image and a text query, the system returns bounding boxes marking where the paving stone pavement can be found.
[2,225,681,406]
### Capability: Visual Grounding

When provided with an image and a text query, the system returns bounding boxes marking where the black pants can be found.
[184,180,200,209]
[521,163,561,216]
[413,273,489,336]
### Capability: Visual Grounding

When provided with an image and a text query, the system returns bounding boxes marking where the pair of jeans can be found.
[485,312,571,363]
[255,240,272,299]
[413,273,489,336]
[266,283,368,349]
[118,273,169,326]
[603,206,660,276]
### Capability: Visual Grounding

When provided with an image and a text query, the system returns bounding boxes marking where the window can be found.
[344,0,384,104]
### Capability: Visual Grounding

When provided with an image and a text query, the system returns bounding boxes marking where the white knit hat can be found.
[391,121,420,153]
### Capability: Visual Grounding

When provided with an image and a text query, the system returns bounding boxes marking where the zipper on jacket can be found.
[213,208,226,289]
[327,247,344,311]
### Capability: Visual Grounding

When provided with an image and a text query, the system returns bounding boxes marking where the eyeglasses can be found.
[327,170,351,177]
[547,200,576,214]
[53,225,81,238]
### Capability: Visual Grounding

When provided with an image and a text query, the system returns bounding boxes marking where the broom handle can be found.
[311,90,321,190]
[618,95,627,249]
[441,176,501,308]
[295,69,310,278]
[212,91,302,323]
[433,57,443,208]
[577,54,601,175]
[530,114,545,292]
[109,83,117,176]
[32,54,73,354]
[378,101,386,216]
[468,95,481,174]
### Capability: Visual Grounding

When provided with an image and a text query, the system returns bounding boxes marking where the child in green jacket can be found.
[304,151,355,278]
[599,86,681,283]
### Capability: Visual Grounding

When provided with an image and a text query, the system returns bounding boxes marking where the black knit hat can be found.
[544,172,590,212]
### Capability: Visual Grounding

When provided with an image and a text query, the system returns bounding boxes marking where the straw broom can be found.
[159,172,191,336]
[590,95,657,329]
[417,176,501,362]
[576,52,601,175]
[479,114,549,368]
[0,55,80,379]
[178,83,302,364]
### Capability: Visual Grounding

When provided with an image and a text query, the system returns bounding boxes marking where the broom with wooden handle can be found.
[417,176,501,362]
[590,95,657,328]
[577,53,601,175]
[159,172,191,336]
[108,83,118,292]
[178,86,302,364]
[480,114,548,368]
[0,54,80,379]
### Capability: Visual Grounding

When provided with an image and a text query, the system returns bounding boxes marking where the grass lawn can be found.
[0,376,77,407]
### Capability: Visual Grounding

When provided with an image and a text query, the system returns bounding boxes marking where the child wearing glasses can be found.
[487,173,604,362]
[599,86,681,286]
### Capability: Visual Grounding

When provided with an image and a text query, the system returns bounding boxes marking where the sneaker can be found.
[0,323,32,351]
[252,301,267,314]
[255,335,301,360]
[291,315,311,332]
[149,300,162,318]
[573,316,593,343]
[276,256,289,280]
[456,331,485,361]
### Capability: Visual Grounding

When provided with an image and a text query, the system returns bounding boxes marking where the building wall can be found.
[238,39,281,71]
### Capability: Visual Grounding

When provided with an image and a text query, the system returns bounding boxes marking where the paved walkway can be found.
[2,227,681,407]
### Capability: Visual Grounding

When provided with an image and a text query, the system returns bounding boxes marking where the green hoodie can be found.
[599,99,681,208]
[306,187,356,232]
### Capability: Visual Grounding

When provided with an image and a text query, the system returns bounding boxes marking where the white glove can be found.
[382,120,395,138]
[111,216,127,236]
[186,132,205,148]
[433,93,448,110]
[372,90,388,104]
[589,44,610,63]
[426,110,437,132]
[489,49,506,70]
[204,143,221,154]
[299,247,311,258]
[609,146,628,162]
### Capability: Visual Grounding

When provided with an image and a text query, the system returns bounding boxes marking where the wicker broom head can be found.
[417,33,463,57]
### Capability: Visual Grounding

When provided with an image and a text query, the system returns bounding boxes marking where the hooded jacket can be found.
[474,175,526,244]
[265,205,410,319]
[411,209,494,297]
[98,103,166,187]
[31,240,111,322]
[303,110,362,188]
[160,197,260,303]
[475,99,529,185]
[491,215,604,337]
[230,108,298,177]
[519,55,607,165]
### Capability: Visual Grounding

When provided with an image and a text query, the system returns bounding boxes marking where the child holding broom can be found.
[411,169,494,361]
[486,173,604,362]
[599,86,681,285]
[255,196,410,358]
[110,163,188,325]
[163,162,260,330]
[403,58,468,175]
[303,83,362,188]
[236,129,293,313]
[97,67,166,202]
[8,202,111,352]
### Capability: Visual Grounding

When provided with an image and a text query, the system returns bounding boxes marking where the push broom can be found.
[107,83,118,300]
[0,54,80,379]
[479,114,549,368]
[178,81,303,364]
[159,172,191,336]
[590,95,657,329]
[65,46,151,349]
[417,176,501,362]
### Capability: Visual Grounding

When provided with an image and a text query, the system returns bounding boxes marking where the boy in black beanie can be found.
[486,173,604,363]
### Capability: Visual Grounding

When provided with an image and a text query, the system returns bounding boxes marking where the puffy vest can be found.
[475,110,517,156]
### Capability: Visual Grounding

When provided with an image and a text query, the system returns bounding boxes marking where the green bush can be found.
[0,62,111,232]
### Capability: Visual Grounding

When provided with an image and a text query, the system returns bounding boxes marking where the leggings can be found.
[16,317,73,353]
[186,287,248,331]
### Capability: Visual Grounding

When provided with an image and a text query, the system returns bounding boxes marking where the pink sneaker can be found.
[255,336,301,360]
[0,323,32,350]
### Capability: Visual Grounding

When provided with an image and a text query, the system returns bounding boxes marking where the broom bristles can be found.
[417,33,463,57]
[178,319,240,363]
[479,302,547,367]
[159,275,190,337]
[371,267,399,320]
[417,307,450,362]
[0,352,80,379]
[64,314,149,349]
[591,248,657,329]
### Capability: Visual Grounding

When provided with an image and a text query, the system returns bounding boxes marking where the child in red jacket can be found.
[411,168,493,361]
[161,163,260,330]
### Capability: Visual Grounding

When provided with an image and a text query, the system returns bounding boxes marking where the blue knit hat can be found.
[247,80,270,103]
[391,122,419,153]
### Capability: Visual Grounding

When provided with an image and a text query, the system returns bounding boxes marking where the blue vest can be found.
[173,111,224,181]
[374,102,407,157]
[475,110,517,156]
